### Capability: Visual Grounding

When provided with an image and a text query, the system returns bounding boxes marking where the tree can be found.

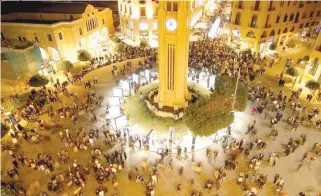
[115,42,126,54]
[269,42,277,50]
[28,74,49,87]
[140,40,148,48]
[1,123,10,138]
[305,80,320,93]
[57,60,73,71]
[286,67,298,77]
[303,55,310,62]
[77,50,92,62]
[1,95,25,112]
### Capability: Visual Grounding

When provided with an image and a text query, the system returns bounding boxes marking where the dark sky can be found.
[1,1,118,15]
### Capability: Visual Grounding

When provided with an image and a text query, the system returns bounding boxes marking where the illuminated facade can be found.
[1,3,114,64]
[229,1,321,54]
[156,1,193,110]
[306,33,321,83]
[118,0,204,46]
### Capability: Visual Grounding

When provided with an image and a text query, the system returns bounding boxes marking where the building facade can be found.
[118,0,204,46]
[1,3,114,64]
[306,33,321,83]
[229,0,321,54]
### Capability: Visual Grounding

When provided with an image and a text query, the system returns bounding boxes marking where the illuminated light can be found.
[150,39,158,48]
[139,22,148,30]
[208,17,221,38]
[129,21,134,29]
[152,22,158,30]
[190,10,202,27]
[131,6,140,19]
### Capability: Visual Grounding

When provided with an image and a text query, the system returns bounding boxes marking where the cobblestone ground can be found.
[1,52,321,196]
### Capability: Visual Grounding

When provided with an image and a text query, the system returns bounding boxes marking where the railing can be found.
[267,6,275,11]
[251,6,261,11]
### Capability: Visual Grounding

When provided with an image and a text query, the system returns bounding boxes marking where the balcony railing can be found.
[267,6,275,11]
[251,6,261,11]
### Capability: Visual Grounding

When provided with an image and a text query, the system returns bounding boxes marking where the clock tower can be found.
[156,0,191,110]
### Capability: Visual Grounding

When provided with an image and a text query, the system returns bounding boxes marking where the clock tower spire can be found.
[156,0,191,110]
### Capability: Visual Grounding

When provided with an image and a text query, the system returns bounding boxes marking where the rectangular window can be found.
[310,11,314,17]
[22,37,26,41]
[79,28,82,36]
[173,2,178,11]
[18,36,22,41]
[35,36,39,43]
[47,34,52,42]
[58,32,63,40]
[140,7,145,16]
[167,2,172,11]
[102,18,105,25]
[139,22,148,30]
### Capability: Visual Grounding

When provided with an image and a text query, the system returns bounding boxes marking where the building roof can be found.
[2,19,66,25]
[1,2,90,14]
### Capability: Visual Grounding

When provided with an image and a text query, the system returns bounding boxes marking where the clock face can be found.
[166,19,177,31]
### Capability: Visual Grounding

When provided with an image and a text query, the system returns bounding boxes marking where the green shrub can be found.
[57,60,73,71]
[303,55,310,62]
[28,74,49,87]
[1,95,25,112]
[77,50,92,61]
[115,42,126,53]
[140,40,148,48]
[184,76,248,136]
[286,67,298,77]
[1,123,10,138]
[305,80,320,92]
[269,42,277,50]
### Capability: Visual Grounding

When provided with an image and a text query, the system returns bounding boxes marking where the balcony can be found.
[267,6,275,11]
[251,6,261,11]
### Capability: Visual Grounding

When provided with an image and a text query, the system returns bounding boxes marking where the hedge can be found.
[57,60,73,71]
[184,76,248,136]
[28,74,49,87]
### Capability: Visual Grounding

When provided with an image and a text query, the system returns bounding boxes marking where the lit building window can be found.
[139,22,148,30]
[152,22,158,30]
[129,21,134,29]
[47,34,52,42]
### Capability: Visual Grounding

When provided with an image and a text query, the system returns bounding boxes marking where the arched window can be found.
[251,15,257,28]
[276,14,281,23]
[235,12,241,25]
[283,27,288,33]
[270,30,275,36]
[261,31,267,38]
[246,31,256,38]
[290,26,295,32]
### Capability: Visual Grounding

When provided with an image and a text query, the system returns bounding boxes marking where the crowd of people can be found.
[1,11,321,196]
